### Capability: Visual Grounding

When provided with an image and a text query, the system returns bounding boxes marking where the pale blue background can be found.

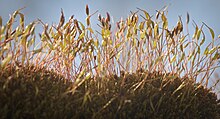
[0,0,220,36]
[1,0,220,96]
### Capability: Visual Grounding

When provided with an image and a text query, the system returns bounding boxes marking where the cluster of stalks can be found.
[0,5,220,93]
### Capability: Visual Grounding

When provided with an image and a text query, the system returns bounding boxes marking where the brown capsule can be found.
[58,9,65,28]
[106,12,110,22]
[175,27,178,35]
[74,19,82,33]
[101,18,105,27]
[171,28,175,37]
[74,19,79,29]
[86,4,89,16]
[177,21,183,33]
[131,14,138,24]
[186,12,190,24]
[131,14,135,23]
[69,15,74,22]
[156,11,160,19]
[98,14,102,21]
[108,24,111,30]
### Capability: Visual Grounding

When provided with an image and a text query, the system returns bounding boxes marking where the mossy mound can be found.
[0,65,73,119]
[0,66,219,119]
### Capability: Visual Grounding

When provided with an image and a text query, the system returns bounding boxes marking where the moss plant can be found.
[0,66,219,118]
[0,65,72,119]
[0,5,220,118]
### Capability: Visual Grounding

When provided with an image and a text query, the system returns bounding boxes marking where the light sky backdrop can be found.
[1,0,220,96]
[0,0,220,36]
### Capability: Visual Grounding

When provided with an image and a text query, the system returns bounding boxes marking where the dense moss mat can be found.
[0,66,219,119]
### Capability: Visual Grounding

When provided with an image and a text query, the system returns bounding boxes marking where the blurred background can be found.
[0,0,220,96]
[0,0,220,36]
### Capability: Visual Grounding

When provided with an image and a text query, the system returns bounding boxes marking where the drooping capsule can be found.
[106,12,110,22]
[86,4,89,16]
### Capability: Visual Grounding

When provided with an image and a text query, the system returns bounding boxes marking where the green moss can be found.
[0,65,72,119]
[1,6,220,119]
[0,66,219,119]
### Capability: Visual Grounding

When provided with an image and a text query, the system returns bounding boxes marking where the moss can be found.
[0,66,219,119]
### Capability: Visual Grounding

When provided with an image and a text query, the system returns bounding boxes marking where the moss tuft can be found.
[0,66,219,119]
